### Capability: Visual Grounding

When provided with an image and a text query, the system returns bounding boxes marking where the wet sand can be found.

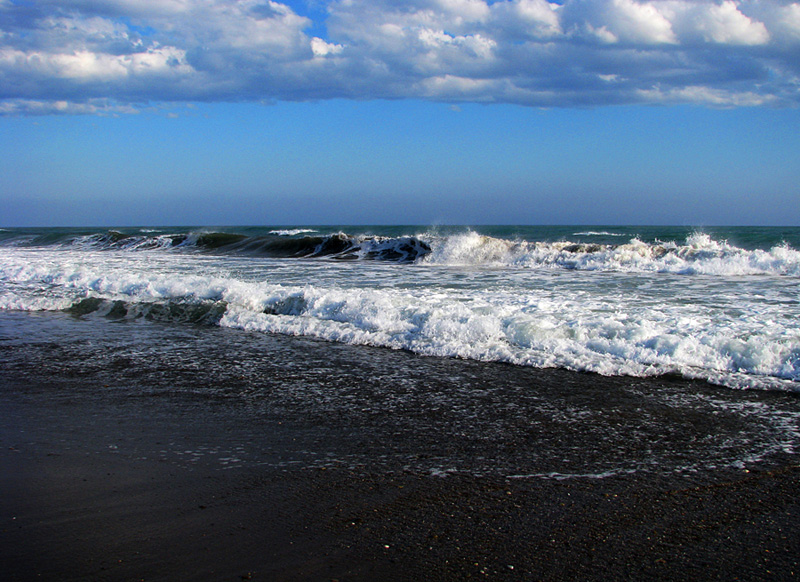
[1,313,799,580]
[3,415,798,581]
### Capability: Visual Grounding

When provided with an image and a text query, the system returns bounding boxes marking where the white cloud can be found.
[0,97,141,115]
[418,74,498,99]
[561,0,676,45]
[691,0,769,45]
[433,0,490,22]
[51,51,130,79]
[637,84,776,106]
[584,23,620,43]
[54,47,188,80]
[653,1,770,46]
[417,28,496,58]
[0,44,190,81]
[605,0,677,44]
[0,0,797,113]
[783,3,800,38]
[489,0,562,39]
[311,37,343,57]
[746,2,800,44]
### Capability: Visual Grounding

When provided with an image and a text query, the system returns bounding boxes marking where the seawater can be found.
[1,225,799,392]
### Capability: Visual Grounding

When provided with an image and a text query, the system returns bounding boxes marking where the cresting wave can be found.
[1,228,798,276]
[1,249,798,392]
[2,226,799,392]
[0,229,433,263]
[572,231,628,237]
[269,228,317,236]
[421,232,800,277]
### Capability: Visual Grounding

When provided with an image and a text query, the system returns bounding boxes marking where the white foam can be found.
[1,245,798,392]
[420,231,800,277]
[572,231,627,237]
[269,229,317,236]
[218,281,799,391]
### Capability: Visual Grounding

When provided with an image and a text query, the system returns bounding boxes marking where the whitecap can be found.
[2,241,798,392]
[422,232,800,277]
[269,229,317,236]
[572,231,627,237]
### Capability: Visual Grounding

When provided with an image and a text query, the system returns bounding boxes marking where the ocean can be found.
[2,225,800,479]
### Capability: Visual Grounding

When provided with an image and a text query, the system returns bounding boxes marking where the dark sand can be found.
[1,313,799,581]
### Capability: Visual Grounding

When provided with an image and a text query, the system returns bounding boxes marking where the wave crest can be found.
[2,228,798,276]
[1,248,797,391]
[61,230,433,262]
[422,231,800,276]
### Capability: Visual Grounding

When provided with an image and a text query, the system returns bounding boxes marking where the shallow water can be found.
[2,311,799,479]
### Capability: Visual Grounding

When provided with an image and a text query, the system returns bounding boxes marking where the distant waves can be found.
[2,227,799,276]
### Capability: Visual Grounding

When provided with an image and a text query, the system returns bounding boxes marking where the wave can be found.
[572,231,627,237]
[18,293,800,392]
[1,254,798,392]
[65,297,228,325]
[269,228,317,236]
[2,228,799,276]
[9,230,433,263]
[219,232,431,262]
[0,274,800,391]
[422,232,800,277]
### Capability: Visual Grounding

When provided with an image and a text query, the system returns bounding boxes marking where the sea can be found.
[2,225,800,478]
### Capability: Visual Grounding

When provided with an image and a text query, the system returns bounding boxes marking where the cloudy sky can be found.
[2,0,799,226]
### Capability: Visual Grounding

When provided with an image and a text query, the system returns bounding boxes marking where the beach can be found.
[4,0,800,575]
[2,312,799,581]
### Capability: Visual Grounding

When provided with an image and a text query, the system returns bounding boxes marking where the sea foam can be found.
[6,228,798,277]
[1,235,798,392]
[269,228,317,236]
[421,231,800,277]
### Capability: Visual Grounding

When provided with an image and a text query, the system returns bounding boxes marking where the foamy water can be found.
[1,226,799,392]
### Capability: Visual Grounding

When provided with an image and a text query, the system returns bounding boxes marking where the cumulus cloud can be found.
[0,0,798,113]
[490,0,562,39]
[636,84,777,106]
[695,0,770,45]
[562,0,678,44]
[663,0,771,45]
[310,37,343,57]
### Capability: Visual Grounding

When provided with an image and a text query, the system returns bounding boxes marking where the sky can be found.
[1,0,799,226]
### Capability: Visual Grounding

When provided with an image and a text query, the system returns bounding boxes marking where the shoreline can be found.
[2,312,799,580]
[3,409,798,581]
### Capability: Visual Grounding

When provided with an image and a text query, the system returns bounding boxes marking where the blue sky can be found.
[2,0,799,226]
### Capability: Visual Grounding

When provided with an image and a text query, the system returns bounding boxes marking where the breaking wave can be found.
[1,228,797,276]
[422,232,800,277]
[1,249,798,392]
[217,232,431,262]
[572,231,627,237]
[0,228,800,277]
[0,229,432,263]
[268,228,317,236]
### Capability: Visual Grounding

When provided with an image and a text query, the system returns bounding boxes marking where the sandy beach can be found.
[2,313,799,581]
[3,438,799,581]
[3,406,799,581]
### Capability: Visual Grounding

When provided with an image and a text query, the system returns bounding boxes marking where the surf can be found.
[421,231,800,277]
